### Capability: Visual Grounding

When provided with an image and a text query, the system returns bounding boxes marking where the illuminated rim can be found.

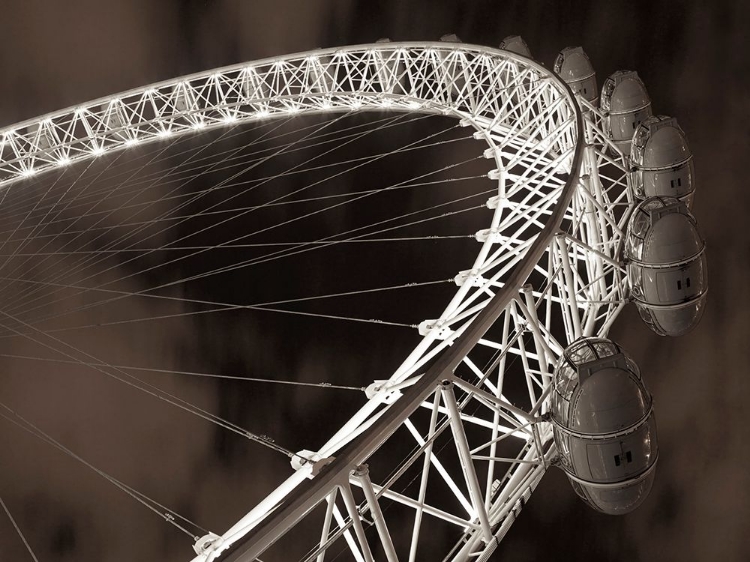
[0,42,571,187]
[0,43,650,561]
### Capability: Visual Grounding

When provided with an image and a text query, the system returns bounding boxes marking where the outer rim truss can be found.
[0,42,652,562]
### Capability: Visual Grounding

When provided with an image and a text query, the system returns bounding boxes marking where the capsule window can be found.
[686,277,691,288]
[615,452,633,466]
[677,280,682,290]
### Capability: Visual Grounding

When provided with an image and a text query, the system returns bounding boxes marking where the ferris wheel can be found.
[0,36,706,562]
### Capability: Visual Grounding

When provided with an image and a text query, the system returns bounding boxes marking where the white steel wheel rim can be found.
[0,42,643,562]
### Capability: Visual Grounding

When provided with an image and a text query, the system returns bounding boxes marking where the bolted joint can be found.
[486,194,503,209]
[418,319,454,340]
[454,269,486,287]
[193,533,223,556]
[365,381,403,404]
[475,228,506,243]
[352,464,370,478]
[291,450,335,477]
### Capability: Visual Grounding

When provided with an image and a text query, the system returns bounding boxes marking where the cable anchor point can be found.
[291,450,335,478]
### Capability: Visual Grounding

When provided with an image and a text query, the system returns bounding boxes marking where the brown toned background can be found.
[0,1,747,561]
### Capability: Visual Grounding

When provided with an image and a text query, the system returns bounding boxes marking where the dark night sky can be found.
[0,1,748,561]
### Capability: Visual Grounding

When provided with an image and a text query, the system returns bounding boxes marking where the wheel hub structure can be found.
[0,43,641,561]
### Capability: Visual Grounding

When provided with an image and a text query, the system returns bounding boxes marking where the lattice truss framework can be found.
[0,43,636,562]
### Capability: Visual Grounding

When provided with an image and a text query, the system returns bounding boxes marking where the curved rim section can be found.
[0,42,584,561]
[1,41,563,187]
[184,46,582,561]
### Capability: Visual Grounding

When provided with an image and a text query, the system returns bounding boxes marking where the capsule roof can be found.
[552,338,649,433]
[553,47,595,82]
[499,35,532,58]
[625,197,704,265]
[632,115,692,169]
[600,71,650,114]
[439,33,462,43]
[554,338,624,396]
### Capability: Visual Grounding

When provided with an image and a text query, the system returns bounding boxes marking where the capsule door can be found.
[655,261,704,304]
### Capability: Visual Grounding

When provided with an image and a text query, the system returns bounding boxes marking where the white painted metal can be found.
[1,42,643,561]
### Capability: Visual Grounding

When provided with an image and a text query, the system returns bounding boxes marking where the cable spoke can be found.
[0,495,40,562]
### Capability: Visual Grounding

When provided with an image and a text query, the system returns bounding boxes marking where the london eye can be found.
[0,17,717,562]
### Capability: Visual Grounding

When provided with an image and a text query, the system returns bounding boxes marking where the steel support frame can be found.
[0,41,640,562]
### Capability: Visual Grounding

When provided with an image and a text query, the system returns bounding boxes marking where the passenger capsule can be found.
[499,35,532,58]
[625,197,707,336]
[553,47,597,106]
[600,71,652,155]
[631,115,696,206]
[551,338,658,515]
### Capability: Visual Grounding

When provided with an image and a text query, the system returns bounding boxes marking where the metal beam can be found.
[215,92,583,560]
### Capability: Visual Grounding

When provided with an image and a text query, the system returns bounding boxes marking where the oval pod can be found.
[631,115,696,206]
[499,35,532,58]
[551,338,658,515]
[554,46,598,106]
[600,71,652,155]
[625,197,707,336]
